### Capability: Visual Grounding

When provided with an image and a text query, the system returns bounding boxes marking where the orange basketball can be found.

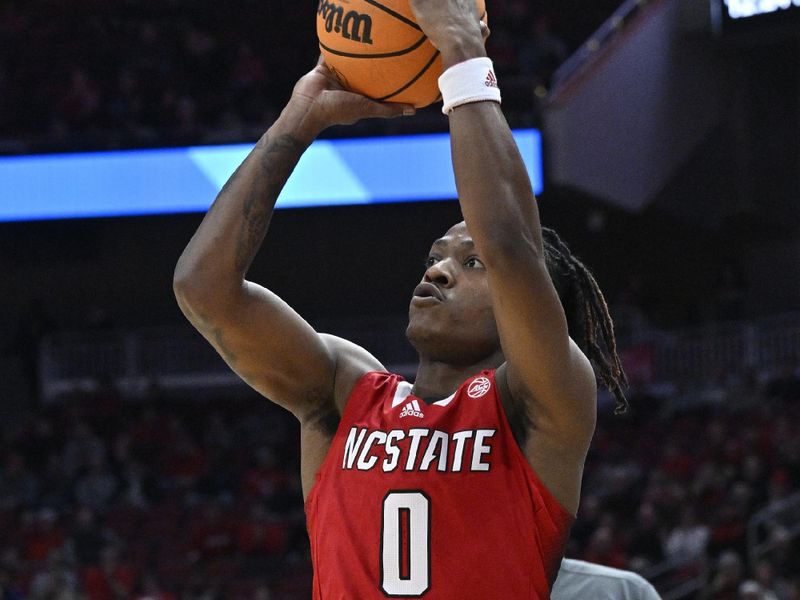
[317,0,488,109]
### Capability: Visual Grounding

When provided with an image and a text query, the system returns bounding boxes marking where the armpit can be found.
[495,364,534,449]
[302,397,340,437]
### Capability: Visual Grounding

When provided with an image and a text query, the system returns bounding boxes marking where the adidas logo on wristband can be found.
[439,57,502,115]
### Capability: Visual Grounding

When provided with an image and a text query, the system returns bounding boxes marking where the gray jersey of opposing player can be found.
[551,559,662,600]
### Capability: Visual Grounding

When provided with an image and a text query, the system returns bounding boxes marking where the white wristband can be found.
[438,57,502,115]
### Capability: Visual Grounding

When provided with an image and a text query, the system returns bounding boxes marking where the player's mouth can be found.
[412,282,445,305]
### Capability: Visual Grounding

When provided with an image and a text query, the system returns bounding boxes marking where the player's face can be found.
[406,222,500,364]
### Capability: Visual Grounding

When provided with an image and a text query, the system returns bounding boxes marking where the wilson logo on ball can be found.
[317,0,374,44]
[317,0,486,107]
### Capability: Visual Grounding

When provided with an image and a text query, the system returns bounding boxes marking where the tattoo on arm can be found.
[234,133,307,272]
[212,327,238,365]
[187,310,238,365]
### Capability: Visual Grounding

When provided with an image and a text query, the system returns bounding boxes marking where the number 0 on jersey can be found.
[381,491,431,597]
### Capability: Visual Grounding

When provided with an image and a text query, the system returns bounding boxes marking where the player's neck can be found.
[412,354,503,402]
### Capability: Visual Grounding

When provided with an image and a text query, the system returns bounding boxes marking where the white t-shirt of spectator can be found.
[552,559,662,600]
[665,524,709,559]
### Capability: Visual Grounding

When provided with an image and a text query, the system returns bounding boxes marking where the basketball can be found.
[317,0,488,108]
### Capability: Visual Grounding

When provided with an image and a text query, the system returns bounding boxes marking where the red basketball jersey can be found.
[305,370,574,599]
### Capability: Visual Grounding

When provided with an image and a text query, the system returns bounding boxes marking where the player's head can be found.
[406,222,501,367]
[406,222,628,413]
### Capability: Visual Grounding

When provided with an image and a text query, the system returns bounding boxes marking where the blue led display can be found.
[0,130,543,222]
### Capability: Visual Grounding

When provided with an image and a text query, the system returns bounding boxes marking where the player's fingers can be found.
[357,97,416,119]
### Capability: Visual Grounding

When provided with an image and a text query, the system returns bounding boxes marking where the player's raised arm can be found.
[409,0,603,513]
[173,63,412,420]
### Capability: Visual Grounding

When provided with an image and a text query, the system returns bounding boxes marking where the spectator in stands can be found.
[38,452,74,511]
[583,524,628,569]
[68,507,107,567]
[252,583,271,600]
[180,570,219,600]
[742,454,769,508]
[766,362,800,401]
[74,457,119,512]
[766,469,792,505]
[132,572,175,600]
[569,493,601,551]
[23,509,64,563]
[705,550,745,600]
[28,548,83,600]
[236,503,288,557]
[62,422,106,479]
[0,453,38,511]
[241,447,288,501]
[117,460,160,508]
[664,506,710,562]
[785,580,800,600]
[164,423,208,489]
[627,503,666,569]
[710,483,751,556]
[188,503,235,558]
[81,545,136,600]
[753,558,791,600]
[738,580,778,600]
[0,566,22,600]
[768,527,800,582]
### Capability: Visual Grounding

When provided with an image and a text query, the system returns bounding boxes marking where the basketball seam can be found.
[375,49,440,102]
[362,0,423,31]
[319,34,428,59]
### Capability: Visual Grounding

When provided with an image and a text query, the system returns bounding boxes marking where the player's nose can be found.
[424,258,455,288]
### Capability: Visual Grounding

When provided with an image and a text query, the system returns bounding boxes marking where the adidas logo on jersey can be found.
[399,399,424,419]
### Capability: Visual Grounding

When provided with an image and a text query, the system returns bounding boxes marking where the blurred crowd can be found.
[1,0,317,153]
[2,1,799,599]
[0,371,797,599]
[0,394,309,599]
[0,0,617,154]
[575,380,800,599]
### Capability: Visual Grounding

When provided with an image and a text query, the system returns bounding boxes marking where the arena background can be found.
[1,0,799,598]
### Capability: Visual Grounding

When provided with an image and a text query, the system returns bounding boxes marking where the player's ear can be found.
[480,21,491,43]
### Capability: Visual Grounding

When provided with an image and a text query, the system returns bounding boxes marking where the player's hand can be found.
[287,60,415,137]
[408,0,486,67]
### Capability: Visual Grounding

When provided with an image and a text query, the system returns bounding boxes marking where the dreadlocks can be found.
[541,227,630,414]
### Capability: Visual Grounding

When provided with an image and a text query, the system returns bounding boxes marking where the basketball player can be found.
[174,0,627,596]
[552,559,662,600]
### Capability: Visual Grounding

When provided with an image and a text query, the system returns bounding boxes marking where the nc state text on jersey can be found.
[342,427,497,473]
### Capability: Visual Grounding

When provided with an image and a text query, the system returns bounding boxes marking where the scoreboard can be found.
[712,0,800,34]
[724,0,800,18]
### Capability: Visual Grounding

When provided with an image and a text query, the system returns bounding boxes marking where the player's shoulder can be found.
[319,334,387,411]
[554,559,661,600]
[320,334,384,370]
